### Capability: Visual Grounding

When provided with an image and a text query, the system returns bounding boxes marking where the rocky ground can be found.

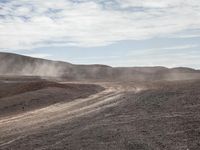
[0,77,200,150]
[0,76,104,117]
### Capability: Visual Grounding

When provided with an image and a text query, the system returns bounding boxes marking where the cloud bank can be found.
[0,0,200,50]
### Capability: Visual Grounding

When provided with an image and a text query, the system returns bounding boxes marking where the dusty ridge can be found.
[1,52,200,81]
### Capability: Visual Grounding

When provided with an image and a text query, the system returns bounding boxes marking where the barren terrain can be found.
[1,53,200,150]
[0,76,200,150]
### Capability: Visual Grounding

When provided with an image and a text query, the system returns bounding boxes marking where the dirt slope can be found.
[0,77,104,118]
[1,52,200,81]
[1,80,200,150]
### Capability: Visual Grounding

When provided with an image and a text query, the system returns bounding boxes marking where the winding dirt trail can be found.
[0,82,139,149]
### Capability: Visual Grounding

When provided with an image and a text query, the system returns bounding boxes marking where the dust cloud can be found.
[0,52,200,81]
[0,53,69,77]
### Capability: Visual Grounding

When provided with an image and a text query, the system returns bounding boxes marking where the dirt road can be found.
[0,82,138,149]
[1,80,200,150]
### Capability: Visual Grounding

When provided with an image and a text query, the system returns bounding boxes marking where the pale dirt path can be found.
[0,82,139,148]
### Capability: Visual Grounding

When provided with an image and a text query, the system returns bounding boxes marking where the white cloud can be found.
[127,44,198,56]
[117,0,200,9]
[160,45,198,50]
[0,0,200,50]
[115,44,200,68]
[171,30,200,39]
[23,53,52,58]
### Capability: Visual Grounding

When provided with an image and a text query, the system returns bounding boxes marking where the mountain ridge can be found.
[0,52,199,81]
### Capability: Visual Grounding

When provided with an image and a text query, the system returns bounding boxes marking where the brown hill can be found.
[0,52,200,81]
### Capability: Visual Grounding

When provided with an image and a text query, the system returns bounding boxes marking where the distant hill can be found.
[0,52,200,81]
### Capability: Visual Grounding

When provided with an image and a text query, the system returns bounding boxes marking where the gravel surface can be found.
[0,78,200,150]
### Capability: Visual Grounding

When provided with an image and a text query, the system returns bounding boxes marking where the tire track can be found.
[0,83,129,148]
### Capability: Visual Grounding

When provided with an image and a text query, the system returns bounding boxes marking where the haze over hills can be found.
[1,52,200,150]
[0,52,200,81]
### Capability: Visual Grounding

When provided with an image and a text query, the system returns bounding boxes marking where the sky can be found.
[0,0,200,68]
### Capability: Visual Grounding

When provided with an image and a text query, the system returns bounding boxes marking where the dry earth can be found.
[0,77,200,150]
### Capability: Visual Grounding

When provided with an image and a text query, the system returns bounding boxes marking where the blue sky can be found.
[0,0,200,68]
